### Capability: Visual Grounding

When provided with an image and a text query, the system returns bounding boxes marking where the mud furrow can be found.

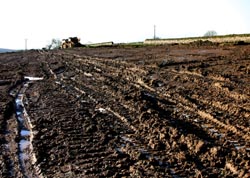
[1,44,249,177]
[13,77,43,178]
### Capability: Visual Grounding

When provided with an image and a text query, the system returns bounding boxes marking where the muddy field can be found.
[0,43,249,177]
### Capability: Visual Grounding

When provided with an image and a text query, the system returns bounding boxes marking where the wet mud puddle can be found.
[11,76,43,178]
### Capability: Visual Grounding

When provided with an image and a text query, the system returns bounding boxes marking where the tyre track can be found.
[42,54,185,177]
[3,46,248,177]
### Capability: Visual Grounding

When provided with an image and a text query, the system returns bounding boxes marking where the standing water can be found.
[12,76,43,177]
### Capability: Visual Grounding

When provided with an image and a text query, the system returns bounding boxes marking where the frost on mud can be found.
[24,76,44,81]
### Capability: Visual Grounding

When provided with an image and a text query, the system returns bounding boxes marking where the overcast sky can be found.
[1,0,250,49]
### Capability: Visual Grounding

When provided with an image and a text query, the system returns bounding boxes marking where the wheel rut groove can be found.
[0,45,250,177]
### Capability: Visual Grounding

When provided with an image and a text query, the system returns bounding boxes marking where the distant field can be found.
[0,48,16,53]
[144,34,250,45]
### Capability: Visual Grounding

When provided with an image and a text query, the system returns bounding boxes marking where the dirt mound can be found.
[61,37,85,49]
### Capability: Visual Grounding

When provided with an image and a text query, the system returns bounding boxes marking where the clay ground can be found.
[0,43,249,177]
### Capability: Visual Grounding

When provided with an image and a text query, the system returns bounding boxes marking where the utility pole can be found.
[154,25,156,39]
[25,39,28,50]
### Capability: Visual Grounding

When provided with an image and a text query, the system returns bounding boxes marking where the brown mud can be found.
[0,43,249,177]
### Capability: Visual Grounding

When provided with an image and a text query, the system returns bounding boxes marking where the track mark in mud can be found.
[174,93,249,140]
[208,75,230,82]
[173,69,203,78]
[45,62,57,79]
[2,101,21,177]
[197,110,250,141]
[190,95,250,133]
[3,46,247,177]
[116,135,179,177]
[11,77,43,178]
[225,162,247,177]
[136,78,156,92]
[106,108,137,132]
[213,82,248,101]
[191,94,249,117]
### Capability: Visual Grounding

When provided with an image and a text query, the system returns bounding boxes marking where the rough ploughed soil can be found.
[0,43,249,177]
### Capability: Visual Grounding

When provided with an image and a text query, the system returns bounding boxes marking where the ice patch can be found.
[138,148,148,153]
[182,113,189,118]
[97,108,106,113]
[228,140,238,143]
[17,93,23,97]
[143,92,155,98]
[235,145,245,150]
[209,128,218,133]
[121,136,133,143]
[84,72,93,77]
[19,153,29,160]
[15,99,23,106]
[16,112,22,116]
[17,116,24,122]
[214,133,225,138]
[21,130,30,136]
[24,76,43,81]
[115,147,123,154]
[10,75,43,177]
[19,139,30,151]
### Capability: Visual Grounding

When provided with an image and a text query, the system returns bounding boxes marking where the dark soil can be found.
[0,43,249,177]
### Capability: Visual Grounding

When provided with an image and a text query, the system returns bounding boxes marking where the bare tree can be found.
[204,30,217,37]
[46,38,62,50]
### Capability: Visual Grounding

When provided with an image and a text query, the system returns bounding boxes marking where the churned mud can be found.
[0,43,249,177]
